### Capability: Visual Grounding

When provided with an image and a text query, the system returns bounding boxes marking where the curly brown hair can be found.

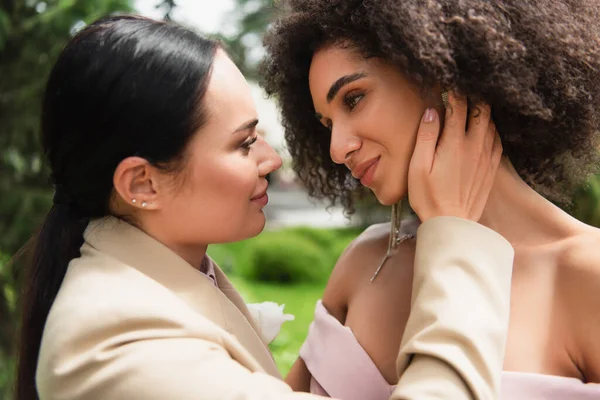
[261,0,600,210]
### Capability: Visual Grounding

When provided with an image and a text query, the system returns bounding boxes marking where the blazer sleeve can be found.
[72,336,325,400]
[392,216,514,400]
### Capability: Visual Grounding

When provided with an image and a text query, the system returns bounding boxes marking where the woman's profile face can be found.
[149,50,282,249]
[309,44,444,205]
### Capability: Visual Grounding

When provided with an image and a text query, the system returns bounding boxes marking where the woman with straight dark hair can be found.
[15,14,513,400]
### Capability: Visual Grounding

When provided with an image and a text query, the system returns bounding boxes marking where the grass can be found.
[206,226,363,375]
[228,276,326,376]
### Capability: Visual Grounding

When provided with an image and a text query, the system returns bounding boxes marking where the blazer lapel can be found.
[210,261,280,377]
[84,217,281,378]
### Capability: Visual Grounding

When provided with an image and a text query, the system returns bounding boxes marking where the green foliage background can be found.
[1,0,600,398]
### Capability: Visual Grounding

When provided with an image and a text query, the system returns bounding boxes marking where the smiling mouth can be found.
[351,156,380,180]
[251,191,267,201]
[250,192,269,207]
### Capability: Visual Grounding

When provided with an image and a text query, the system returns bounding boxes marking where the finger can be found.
[467,103,492,144]
[410,108,441,175]
[443,91,468,142]
[470,124,501,217]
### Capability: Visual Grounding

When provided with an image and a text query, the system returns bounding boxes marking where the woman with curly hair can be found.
[261,0,600,398]
[17,13,513,400]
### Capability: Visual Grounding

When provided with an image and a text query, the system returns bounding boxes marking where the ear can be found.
[425,86,447,109]
[113,157,162,210]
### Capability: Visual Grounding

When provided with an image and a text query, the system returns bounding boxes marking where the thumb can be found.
[410,108,440,175]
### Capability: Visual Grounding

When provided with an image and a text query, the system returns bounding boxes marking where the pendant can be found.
[370,201,415,282]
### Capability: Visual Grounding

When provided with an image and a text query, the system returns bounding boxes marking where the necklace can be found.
[370,202,415,282]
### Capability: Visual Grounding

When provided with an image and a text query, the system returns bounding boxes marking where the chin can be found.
[239,214,267,240]
[373,186,404,206]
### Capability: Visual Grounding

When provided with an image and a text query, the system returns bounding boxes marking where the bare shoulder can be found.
[558,227,600,382]
[558,227,600,305]
[321,221,417,322]
[327,222,394,289]
[559,227,600,277]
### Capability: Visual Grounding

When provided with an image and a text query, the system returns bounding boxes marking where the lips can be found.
[251,190,268,201]
[351,156,380,180]
[251,182,269,201]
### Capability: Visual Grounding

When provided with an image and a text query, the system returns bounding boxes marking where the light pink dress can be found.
[299,300,600,400]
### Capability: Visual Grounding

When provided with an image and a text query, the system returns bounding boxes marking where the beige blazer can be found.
[36,216,513,400]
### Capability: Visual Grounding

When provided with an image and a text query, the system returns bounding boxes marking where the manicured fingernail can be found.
[423,108,437,123]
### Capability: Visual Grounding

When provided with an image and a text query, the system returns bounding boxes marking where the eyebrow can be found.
[326,72,368,103]
[233,118,259,134]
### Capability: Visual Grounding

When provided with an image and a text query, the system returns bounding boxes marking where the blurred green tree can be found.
[217,0,276,80]
[571,175,600,228]
[0,0,133,396]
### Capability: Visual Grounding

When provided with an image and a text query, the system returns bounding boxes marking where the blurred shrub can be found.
[208,227,363,285]
[286,226,338,249]
[241,232,330,284]
[206,240,252,275]
[287,226,361,265]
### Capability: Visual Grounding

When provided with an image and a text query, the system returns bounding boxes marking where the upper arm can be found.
[41,337,327,400]
[286,237,364,392]
[321,223,391,323]
[290,225,390,390]
[286,357,313,392]
[320,239,358,323]
[562,239,600,382]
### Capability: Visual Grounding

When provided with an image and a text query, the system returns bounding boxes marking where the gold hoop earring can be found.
[441,91,449,108]
[370,198,415,282]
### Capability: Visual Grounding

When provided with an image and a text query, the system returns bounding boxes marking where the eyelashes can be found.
[343,92,364,110]
[321,91,365,131]
[240,136,258,152]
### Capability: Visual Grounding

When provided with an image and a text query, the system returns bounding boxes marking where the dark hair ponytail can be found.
[16,205,87,400]
[15,15,218,399]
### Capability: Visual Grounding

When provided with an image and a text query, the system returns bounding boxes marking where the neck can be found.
[171,243,209,271]
[138,219,208,270]
[478,159,579,248]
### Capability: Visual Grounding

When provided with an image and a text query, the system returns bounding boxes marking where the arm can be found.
[393,94,512,399]
[286,357,313,392]
[39,336,329,400]
[392,217,513,400]
[563,240,600,383]
[286,240,357,392]
[287,217,513,400]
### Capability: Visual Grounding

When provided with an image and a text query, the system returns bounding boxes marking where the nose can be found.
[256,136,283,177]
[329,125,362,164]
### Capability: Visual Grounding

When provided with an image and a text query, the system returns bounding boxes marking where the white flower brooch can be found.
[246,301,295,344]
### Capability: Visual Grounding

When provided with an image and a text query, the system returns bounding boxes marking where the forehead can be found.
[204,50,257,126]
[309,45,370,92]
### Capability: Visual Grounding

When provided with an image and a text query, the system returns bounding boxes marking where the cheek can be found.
[169,157,259,238]
[363,93,424,159]
[193,157,257,206]
[365,93,426,204]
